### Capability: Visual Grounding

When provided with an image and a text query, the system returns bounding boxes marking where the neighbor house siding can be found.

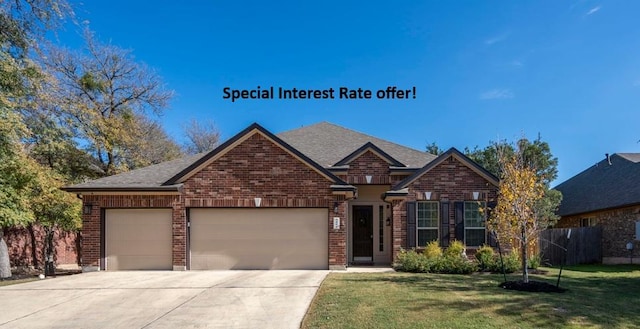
[556,204,640,263]
[392,156,498,261]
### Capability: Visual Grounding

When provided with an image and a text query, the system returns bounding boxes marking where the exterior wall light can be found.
[83,204,92,215]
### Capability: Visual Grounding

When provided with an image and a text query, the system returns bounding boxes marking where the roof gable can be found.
[555,153,640,216]
[277,122,435,168]
[165,123,346,185]
[334,142,405,167]
[392,147,499,190]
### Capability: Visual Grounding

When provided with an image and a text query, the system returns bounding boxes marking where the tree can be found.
[122,115,182,168]
[465,135,558,187]
[0,0,72,277]
[425,142,444,156]
[182,118,220,154]
[28,163,81,275]
[487,141,562,283]
[45,30,174,175]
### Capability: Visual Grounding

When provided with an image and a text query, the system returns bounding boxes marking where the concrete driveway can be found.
[0,270,328,329]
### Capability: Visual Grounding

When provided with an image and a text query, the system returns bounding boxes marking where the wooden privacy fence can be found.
[539,227,602,266]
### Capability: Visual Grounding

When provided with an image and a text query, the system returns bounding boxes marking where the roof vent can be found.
[606,153,612,165]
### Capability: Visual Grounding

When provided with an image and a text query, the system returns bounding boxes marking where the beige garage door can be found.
[105,209,173,270]
[190,208,328,270]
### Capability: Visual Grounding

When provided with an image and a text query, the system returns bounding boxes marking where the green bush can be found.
[489,249,520,273]
[423,241,443,259]
[475,245,495,271]
[433,255,478,274]
[394,249,430,272]
[528,253,541,269]
[394,247,477,274]
[444,240,466,258]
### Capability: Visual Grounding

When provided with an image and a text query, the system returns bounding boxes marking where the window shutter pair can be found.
[406,201,453,248]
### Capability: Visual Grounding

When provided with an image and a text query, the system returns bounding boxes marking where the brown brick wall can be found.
[343,150,392,185]
[392,156,498,261]
[79,132,348,270]
[557,205,640,259]
[81,195,182,269]
[4,225,78,268]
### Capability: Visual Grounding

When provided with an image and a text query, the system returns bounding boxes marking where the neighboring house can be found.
[62,122,498,271]
[555,153,640,264]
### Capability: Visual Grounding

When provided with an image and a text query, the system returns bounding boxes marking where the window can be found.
[581,218,598,227]
[464,202,485,247]
[417,202,439,246]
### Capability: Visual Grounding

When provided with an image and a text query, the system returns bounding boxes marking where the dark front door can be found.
[352,205,373,260]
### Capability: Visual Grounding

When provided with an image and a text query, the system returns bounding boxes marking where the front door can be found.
[352,205,373,261]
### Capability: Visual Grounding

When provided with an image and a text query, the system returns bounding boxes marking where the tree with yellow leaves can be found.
[488,140,562,283]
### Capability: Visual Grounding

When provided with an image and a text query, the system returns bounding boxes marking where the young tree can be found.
[488,142,562,283]
[182,118,221,154]
[45,30,174,175]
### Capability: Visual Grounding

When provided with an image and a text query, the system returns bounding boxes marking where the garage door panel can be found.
[190,208,328,270]
[106,209,173,271]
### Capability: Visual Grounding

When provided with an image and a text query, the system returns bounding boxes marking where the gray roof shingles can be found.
[555,153,640,216]
[63,153,206,190]
[276,122,435,168]
[64,122,435,190]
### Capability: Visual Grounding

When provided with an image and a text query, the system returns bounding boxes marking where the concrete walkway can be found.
[0,270,328,329]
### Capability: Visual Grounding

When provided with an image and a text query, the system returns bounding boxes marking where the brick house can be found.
[554,153,640,264]
[62,122,499,271]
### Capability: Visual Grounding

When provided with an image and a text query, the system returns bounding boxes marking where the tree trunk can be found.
[521,228,529,283]
[0,230,12,279]
[27,224,39,268]
[44,227,55,276]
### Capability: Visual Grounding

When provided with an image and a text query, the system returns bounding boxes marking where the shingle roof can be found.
[555,153,640,216]
[63,121,435,191]
[276,122,435,168]
[62,153,206,191]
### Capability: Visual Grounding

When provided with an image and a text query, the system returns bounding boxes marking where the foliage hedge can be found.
[394,243,540,274]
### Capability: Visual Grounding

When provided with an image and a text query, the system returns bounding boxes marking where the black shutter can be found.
[406,202,416,249]
[454,202,464,242]
[486,202,498,247]
[440,201,450,247]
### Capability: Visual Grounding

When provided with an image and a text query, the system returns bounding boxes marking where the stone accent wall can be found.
[557,204,640,262]
[392,155,498,261]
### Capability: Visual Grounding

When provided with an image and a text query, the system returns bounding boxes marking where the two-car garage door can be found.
[104,208,328,270]
[190,208,328,270]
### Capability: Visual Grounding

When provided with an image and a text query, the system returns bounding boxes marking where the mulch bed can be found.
[499,280,567,293]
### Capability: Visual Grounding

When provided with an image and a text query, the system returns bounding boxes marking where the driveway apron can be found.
[0,270,328,329]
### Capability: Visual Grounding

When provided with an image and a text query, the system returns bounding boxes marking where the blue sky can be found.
[57,1,640,185]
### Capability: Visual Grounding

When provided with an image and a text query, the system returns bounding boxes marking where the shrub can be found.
[528,253,541,269]
[475,245,495,271]
[394,249,429,272]
[423,241,443,259]
[433,255,478,274]
[489,249,520,273]
[444,240,466,258]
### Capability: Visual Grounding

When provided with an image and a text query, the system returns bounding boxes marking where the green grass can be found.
[302,265,640,329]
[0,277,38,287]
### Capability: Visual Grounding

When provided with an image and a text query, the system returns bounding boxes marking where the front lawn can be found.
[302,265,640,329]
